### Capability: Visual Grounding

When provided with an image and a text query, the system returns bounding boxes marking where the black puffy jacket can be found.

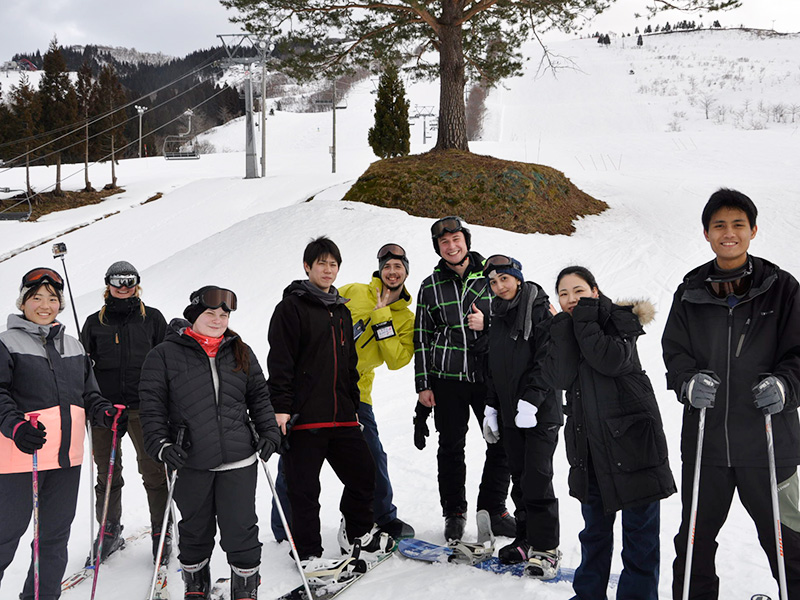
[139,319,280,470]
[544,295,676,513]
[267,281,360,431]
[486,281,562,428]
[81,297,167,410]
[662,255,800,468]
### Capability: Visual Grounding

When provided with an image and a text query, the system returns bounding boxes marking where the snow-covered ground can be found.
[1,28,799,600]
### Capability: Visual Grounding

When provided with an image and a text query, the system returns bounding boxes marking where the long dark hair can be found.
[226,328,251,375]
[555,265,602,295]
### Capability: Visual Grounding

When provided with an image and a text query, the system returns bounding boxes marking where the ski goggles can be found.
[705,260,753,299]
[483,255,522,276]
[430,216,465,239]
[377,243,407,261]
[190,287,238,312]
[22,267,64,291]
[107,274,140,289]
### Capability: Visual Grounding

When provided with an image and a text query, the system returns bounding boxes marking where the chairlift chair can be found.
[163,109,200,160]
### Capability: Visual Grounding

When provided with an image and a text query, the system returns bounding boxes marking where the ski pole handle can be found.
[111,404,125,432]
[30,413,39,427]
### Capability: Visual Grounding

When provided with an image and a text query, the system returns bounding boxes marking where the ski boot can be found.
[152,522,173,565]
[85,521,125,566]
[181,558,211,599]
[489,510,517,538]
[498,538,531,564]
[524,548,561,580]
[231,564,260,600]
[443,513,466,542]
[378,517,415,540]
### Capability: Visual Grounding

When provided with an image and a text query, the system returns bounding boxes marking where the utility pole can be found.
[331,79,337,174]
[257,41,273,178]
[135,105,147,158]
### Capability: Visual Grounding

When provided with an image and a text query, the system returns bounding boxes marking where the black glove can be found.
[98,405,128,435]
[572,296,600,321]
[13,420,47,454]
[413,403,431,450]
[160,443,188,471]
[753,375,786,415]
[256,436,279,462]
[682,371,721,409]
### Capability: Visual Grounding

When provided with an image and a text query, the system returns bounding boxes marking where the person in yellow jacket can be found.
[337,243,416,539]
[269,243,417,541]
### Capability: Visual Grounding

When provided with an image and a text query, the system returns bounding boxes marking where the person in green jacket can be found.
[339,243,416,540]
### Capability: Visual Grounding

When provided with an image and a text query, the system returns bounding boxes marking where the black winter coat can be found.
[267,281,360,431]
[138,319,279,470]
[486,281,562,427]
[544,295,676,513]
[662,255,800,468]
[81,297,167,410]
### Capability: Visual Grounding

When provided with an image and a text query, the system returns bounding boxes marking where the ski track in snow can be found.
[2,29,800,600]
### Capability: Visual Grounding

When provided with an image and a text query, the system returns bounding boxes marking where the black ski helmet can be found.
[431,216,471,255]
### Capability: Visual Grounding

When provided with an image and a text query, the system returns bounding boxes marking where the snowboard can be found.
[276,551,394,600]
[397,538,620,587]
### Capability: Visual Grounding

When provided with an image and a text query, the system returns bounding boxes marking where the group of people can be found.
[0,187,798,600]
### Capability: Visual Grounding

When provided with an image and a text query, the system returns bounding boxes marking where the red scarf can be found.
[185,327,223,357]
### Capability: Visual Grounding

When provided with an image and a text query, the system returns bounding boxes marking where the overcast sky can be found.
[1,0,798,62]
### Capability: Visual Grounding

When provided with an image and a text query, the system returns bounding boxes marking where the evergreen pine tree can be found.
[94,64,128,188]
[367,63,410,159]
[10,73,42,195]
[38,37,79,196]
[76,61,96,191]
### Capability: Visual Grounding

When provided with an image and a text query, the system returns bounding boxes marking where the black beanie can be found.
[183,286,227,324]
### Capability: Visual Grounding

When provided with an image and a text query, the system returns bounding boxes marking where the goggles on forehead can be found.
[430,216,465,239]
[23,267,64,291]
[377,243,407,261]
[191,287,238,312]
[483,254,522,277]
[107,274,140,289]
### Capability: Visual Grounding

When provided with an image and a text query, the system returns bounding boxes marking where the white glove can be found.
[515,400,538,428]
[482,405,500,444]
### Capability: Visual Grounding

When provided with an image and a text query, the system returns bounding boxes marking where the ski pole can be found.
[30,413,41,600]
[148,427,185,600]
[89,404,125,600]
[765,414,789,600]
[51,242,95,561]
[682,407,706,600]
[249,422,312,600]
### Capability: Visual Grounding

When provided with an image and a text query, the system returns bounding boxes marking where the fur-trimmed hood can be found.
[615,298,656,327]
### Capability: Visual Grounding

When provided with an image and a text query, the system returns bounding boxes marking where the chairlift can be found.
[0,188,33,221]
[163,110,200,160]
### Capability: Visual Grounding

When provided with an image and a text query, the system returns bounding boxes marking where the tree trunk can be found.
[84,118,93,192]
[25,148,32,196]
[434,8,469,152]
[110,133,117,188]
[54,154,63,196]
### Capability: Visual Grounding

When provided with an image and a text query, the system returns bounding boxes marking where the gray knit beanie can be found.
[105,261,139,283]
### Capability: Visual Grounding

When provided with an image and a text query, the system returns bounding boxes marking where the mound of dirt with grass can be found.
[342,150,607,235]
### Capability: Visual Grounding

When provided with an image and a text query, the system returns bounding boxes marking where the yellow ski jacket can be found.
[339,276,415,405]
